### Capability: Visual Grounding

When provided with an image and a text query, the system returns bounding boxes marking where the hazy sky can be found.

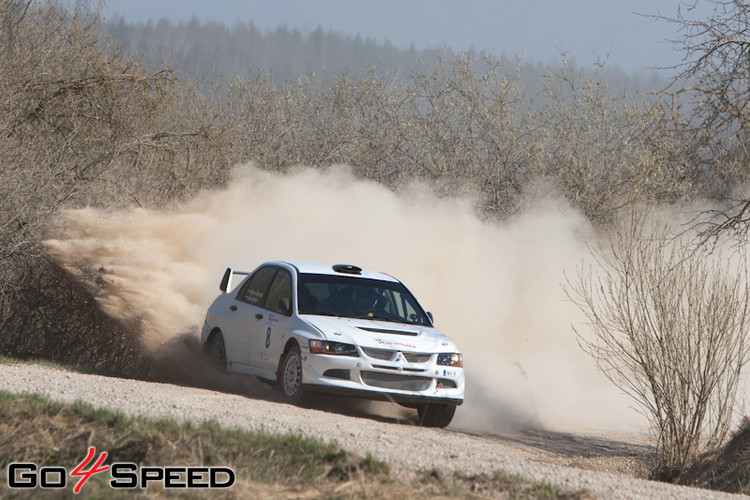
[102,1,717,74]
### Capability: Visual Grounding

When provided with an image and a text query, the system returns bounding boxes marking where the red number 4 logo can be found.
[70,446,110,494]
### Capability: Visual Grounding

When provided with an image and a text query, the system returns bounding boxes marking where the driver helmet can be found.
[353,288,378,313]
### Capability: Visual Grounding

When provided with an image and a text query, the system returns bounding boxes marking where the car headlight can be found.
[309,340,359,357]
[437,353,463,367]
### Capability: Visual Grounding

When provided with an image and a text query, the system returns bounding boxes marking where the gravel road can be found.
[0,363,746,499]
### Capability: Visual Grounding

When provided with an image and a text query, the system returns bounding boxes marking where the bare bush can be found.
[222,53,699,219]
[403,54,532,214]
[0,0,229,368]
[566,208,750,478]
[1,257,151,376]
[532,61,702,223]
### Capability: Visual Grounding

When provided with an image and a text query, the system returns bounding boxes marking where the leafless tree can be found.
[566,208,750,478]
[656,1,750,242]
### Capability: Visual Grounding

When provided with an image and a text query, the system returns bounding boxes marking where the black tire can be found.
[418,402,456,428]
[207,332,227,371]
[280,345,305,405]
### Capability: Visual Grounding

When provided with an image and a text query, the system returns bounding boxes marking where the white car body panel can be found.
[201,261,464,406]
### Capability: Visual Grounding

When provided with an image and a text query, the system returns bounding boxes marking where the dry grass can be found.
[0,391,591,499]
[679,418,750,495]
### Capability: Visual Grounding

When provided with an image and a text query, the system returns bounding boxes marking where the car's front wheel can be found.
[418,402,456,428]
[280,345,305,405]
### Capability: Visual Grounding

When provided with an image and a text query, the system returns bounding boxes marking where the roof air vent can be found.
[332,264,362,275]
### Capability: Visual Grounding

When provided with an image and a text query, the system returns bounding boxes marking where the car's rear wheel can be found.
[208,332,227,371]
[417,402,456,428]
[280,345,304,405]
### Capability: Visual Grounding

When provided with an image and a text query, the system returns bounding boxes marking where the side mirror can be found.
[426,311,434,323]
[279,297,291,314]
[219,267,232,293]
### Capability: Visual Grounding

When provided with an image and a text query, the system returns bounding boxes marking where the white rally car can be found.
[201,261,464,427]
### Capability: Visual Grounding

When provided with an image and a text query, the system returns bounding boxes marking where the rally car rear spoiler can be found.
[219,267,250,293]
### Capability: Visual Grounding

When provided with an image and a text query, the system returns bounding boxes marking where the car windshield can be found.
[297,273,431,326]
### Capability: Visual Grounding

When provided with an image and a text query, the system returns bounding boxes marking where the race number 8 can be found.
[265,328,271,348]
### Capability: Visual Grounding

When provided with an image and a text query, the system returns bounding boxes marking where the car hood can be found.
[301,315,457,353]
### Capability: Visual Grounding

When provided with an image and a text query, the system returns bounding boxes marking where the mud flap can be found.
[274,352,286,391]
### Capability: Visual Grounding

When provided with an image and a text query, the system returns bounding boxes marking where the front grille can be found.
[372,364,398,371]
[361,371,432,391]
[361,347,394,360]
[371,364,426,373]
[361,347,432,364]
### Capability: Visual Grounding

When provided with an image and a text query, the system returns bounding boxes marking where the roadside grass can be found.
[0,355,74,371]
[0,390,592,498]
[418,469,589,499]
[679,417,750,495]
[0,355,112,377]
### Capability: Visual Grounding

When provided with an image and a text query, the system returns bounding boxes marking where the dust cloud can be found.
[44,164,645,434]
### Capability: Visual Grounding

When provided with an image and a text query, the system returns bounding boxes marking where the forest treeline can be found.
[3,0,750,482]
[102,15,432,85]
[100,14,666,92]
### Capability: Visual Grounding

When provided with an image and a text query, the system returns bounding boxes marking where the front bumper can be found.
[301,347,464,405]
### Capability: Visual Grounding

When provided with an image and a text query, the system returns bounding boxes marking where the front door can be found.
[223,266,277,368]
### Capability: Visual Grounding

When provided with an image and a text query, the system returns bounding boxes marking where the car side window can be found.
[238,266,277,305]
[264,269,293,316]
